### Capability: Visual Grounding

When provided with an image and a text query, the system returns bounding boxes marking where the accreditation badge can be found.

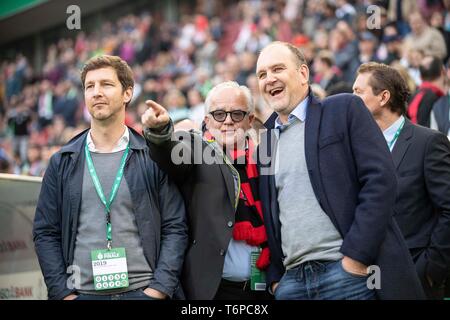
[250,251,266,291]
[91,248,129,290]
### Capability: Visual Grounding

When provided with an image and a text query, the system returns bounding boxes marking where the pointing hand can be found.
[141,100,170,130]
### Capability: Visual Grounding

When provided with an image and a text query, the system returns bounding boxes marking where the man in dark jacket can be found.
[33,55,187,300]
[142,81,271,300]
[354,62,450,299]
[431,59,450,139]
[408,55,445,127]
[256,41,425,299]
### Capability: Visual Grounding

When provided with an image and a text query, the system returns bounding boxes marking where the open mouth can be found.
[269,87,284,97]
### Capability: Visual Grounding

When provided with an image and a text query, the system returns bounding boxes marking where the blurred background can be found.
[0,0,449,178]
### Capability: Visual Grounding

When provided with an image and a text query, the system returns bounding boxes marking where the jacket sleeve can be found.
[33,154,75,300]
[147,166,188,298]
[144,121,195,184]
[340,95,398,266]
[422,132,450,285]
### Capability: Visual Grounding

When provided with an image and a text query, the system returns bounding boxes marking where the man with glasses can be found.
[141,81,271,300]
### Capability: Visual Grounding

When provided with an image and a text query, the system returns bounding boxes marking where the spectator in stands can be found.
[187,87,205,128]
[53,80,79,128]
[329,22,358,84]
[312,50,341,93]
[402,48,425,86]
[357,31,379,65]
[33,55,187,300]
[378,23,403,65]
[37,80,54,130]
[335,0,356,24]
[431,59,450,139]
[404,11,447,60]
[7,96,32,163]
[354,62,450,300]
[236,51,256,86]
[408,55,446,127]
[430,11,450,61]
[142,81,271,300]
[387,0,418,36]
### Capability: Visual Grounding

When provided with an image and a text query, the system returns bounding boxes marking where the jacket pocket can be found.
[319,133,344,149]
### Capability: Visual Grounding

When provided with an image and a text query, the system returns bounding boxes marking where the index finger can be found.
[145,100,166,115]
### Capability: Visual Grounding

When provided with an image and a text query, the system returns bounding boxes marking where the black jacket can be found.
[33,127,188,300]
[145,123,240,299]
[392,119,450,298]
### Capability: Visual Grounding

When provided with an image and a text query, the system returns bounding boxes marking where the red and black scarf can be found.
[229,139,270,270]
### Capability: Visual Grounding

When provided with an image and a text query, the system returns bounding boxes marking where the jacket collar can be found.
[60,126,147,154]
[391,118,414,169]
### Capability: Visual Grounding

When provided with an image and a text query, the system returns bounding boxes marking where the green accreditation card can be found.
[91,248,129,291]
[250,251,267,291]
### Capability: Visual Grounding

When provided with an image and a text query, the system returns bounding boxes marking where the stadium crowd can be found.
[0,0,449,176]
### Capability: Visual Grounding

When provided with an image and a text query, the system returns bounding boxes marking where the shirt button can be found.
[219,249,225,256]
[192,240,196,245]
[227,221,233,228]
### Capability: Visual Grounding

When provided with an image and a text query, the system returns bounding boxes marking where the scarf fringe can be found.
[256,247,270,270]
[233,221,267,246]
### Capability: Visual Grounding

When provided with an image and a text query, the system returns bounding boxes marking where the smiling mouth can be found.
[93,102,107,107]
[269,87,284,97]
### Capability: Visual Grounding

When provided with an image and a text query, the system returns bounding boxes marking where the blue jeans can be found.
[75,288,161,300]
[274,260,377,300]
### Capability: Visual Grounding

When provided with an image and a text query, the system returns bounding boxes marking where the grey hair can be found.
[204,81,254,114]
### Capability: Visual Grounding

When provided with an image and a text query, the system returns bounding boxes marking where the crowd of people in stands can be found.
[0,0,449,176]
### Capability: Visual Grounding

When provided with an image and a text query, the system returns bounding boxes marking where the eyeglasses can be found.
[209,110,248,122]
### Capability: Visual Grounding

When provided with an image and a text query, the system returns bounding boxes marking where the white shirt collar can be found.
[86,126,129,153]
[383,115,404,151]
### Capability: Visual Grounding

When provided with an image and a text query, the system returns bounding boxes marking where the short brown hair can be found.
[265,41,308,67]
[81,55,134,92]
[357,62,410,115]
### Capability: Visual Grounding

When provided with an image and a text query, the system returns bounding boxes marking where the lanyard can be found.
[84,141,130,250]
[388,118,405,151]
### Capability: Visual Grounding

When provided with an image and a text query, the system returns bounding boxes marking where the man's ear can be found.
[124,87,133,104]
[299,64,310,85]
[248,113,255,126]
[203,115,210,129]
[380,89,391,107]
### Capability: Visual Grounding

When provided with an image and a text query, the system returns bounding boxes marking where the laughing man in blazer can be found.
[354,62,450,299]
[256,41,425,299]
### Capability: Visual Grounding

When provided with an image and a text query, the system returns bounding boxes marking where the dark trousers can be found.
[213,278,272,300]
